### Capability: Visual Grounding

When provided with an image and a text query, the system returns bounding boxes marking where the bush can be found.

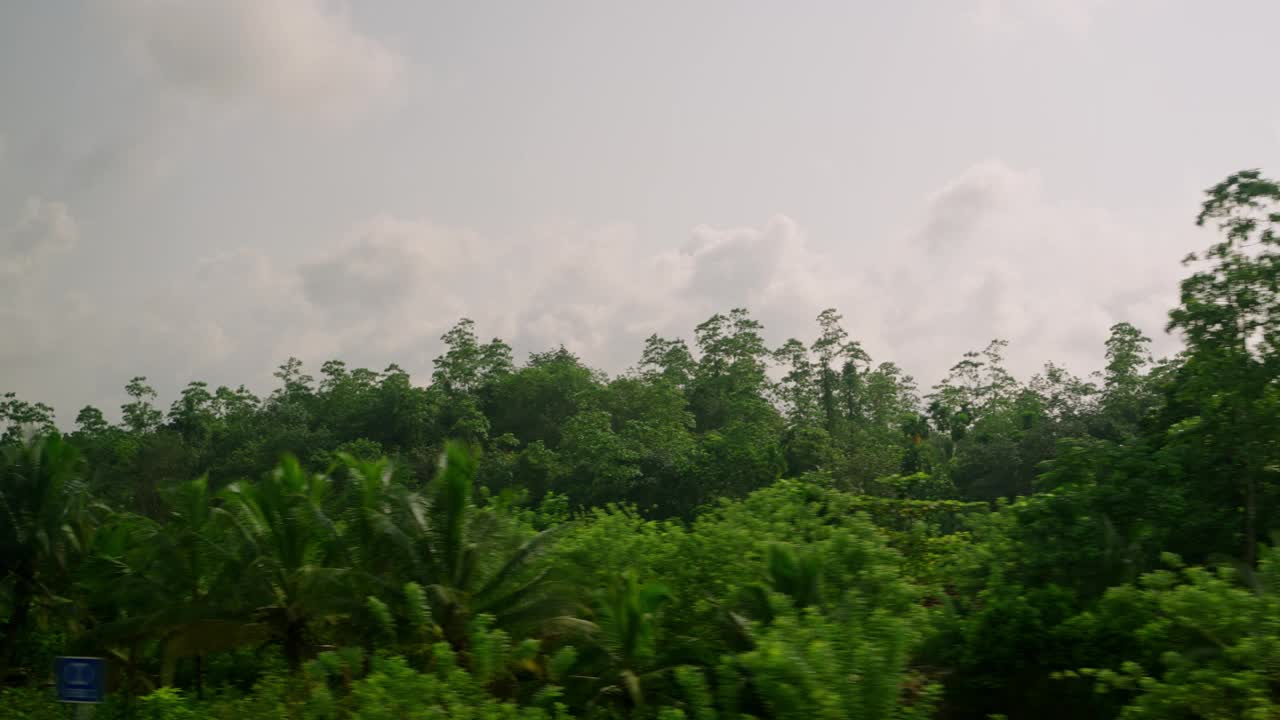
[1076,546,1280,720]
[0,688,63,720]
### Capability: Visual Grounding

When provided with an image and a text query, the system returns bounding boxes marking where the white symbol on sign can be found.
[63,662,95,686]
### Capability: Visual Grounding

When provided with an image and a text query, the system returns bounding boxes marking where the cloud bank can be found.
[0,156,1199,422]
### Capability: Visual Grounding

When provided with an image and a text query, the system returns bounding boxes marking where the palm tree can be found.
[74,476,265,695]
[0,431,91,682]
[74,514,166,696]
[152,476,265,692]
[331,454,416,590]
[572,570,673,715]
[216,455,353,671]
[396,441,569,654]
[734,542,824,630]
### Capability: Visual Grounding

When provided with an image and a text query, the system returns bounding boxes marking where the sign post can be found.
[55,656,105,717]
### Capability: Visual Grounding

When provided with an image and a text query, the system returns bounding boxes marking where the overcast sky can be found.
[3,1,1279,421]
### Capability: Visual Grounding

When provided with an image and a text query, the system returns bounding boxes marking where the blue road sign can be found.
[55,656,105,703]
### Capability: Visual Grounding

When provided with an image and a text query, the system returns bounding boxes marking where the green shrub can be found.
[0,687,63,720]
[1076,546,1280,720]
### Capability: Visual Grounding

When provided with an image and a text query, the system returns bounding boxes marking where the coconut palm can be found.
[72,475,266,693]
[216,455,352,671]
[562,570,674,715]
[396,441,569,654]
[0,431,91,681]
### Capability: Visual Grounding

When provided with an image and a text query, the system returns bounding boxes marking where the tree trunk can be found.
[284,621,305,673]
[1245,473,1258,567]
[1235,397,1258,568]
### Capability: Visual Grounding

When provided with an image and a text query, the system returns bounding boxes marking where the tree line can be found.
[3,169,1280,718]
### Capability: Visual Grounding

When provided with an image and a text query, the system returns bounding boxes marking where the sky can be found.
[3,1,1280,422]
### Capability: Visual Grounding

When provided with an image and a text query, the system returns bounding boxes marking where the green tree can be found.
[122,376,164,435]
[811,308,870,435]
[149,476,256,693]
[168,381,216,447]
[73,406,110,438]
[601,376,697,516]
[1165,169,1280,566]
[217,455,350,671]
[557,410,641,508]
[0,432,90,681]
[731,601,936,720]
[689,309,774,432]
[433,319,514,397]
[0,393,56,445]
[489,348,604,449]
[1078,545,1280,719]
[1093,323,1156,440]
[637,335,696,390]
[773,338,819,428]
[572,571,672,714]
[397,442,567,655]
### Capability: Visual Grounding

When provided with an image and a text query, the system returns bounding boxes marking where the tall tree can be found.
[168,381,216,447]
[1166,169,1280,565]
[0,393,56,445]
[773,338,819,427]
[1094,322,1155,439]
[689,308,773,431]
[121,377,163,435]
[489,347,604,449]
[433,318,514,396]
[811,308,869,433]
[636,335,696,390]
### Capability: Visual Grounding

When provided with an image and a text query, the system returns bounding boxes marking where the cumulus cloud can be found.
[95,154,1196,406]
[113,0,403,114]
[112,210,836,400]
[293,214,828,372]
[1,159,1201,418]
[879,158,1192,381]
[300,217,485,318]
[678,216,814,304]
[915,161,1039,254]
[125,248,312,388]
[649,216,835,351]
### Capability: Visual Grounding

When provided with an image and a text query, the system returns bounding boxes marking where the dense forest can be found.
[3,170,1280,719]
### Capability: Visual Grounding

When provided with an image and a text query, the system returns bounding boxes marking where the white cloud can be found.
[914,161,1039,254]
[650,215,835,351]
[0,160,1202,418]
[878,158,1192,382]
[113,0,403,114]
[300,217,485,317]
[129,248,314,388]
[112,211,836,397]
